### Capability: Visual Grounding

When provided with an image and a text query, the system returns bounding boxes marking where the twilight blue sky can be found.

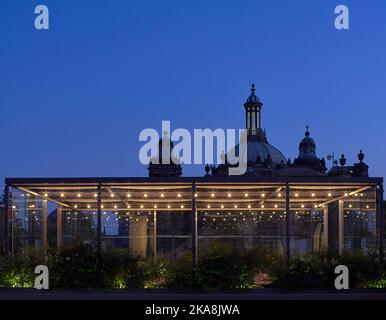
[1,0,386,186]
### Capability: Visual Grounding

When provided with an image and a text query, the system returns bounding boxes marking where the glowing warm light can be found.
[144,193,148,198]
[87,205,91,209]
[221,205,224,209]
[349,204,352,208]
[261,193,265,197]
[244,193,249,198]
[211,193,215,198]
[207,205,211,209]
[74,205,78,209]
[180,205,184,209]
[127,193,131,198]
[274,204,278,208]
[77,193,81,198]
[194,193,198,198]
[301,204,305,208]
[344,193,348,197]
[140,205,144,208]
[177,193,181,198]
[227,193,232,198]
[114,205,117,209]
[44,193,48,197]
[160,193,165,198]
[295,193,299,197]
[234,205,238,208]
[167,205,171,209]
[127,205,131,209]
[261,205,264,208]
[248,205,251,209]
[101,205,104,209]
[314,205,318,208]
[94,193,98,198]
[60,193,65,198]
[311,193,315,197]
[154,205,157,209]
[328,193,332,197]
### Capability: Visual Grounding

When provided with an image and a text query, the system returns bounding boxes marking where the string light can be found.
[144,193,148,198]
[177,193,181,198]
[160,193,165,198]
[227,193,232,198]
[77,193,81,198]
[60,193,65,198]
[244,193,248,198]
[328,192,332,197]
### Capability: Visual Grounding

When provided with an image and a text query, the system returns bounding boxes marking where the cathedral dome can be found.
[231,135,287,167]
[298,127,316,159]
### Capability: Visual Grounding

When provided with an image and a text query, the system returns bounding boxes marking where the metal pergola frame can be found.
[3,175,384,263]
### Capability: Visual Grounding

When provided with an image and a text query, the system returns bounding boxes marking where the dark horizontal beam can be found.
[5,175,383,187]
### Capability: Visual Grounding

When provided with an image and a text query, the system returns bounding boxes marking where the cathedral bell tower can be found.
[243,84,265,141]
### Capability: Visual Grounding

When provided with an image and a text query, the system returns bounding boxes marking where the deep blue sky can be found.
[1,0,386,186]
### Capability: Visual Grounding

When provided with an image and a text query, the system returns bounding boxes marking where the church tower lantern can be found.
[244,84,263,138]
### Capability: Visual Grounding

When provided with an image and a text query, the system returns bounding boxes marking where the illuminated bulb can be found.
[227,193,232,198]
[221,205,224,209]
[295,193,299,197]
[167,205,171,209]
[60,193,65,198]
[207,205,211,209]
[261,205,264,208]
[366,205,369,209]
[261,193,265,197]
[274,204,278,208]
[127,193,131,198]
[311,193,315,197]
[180,205,184,209]
[328,193,332,197]
[301,204,305,208]
[211,193,215,198]
[44,193,48,197]
[114,205,117,209]
[360,193,363,197]
[77,193,81,198]
[314,205,318,208]
[74,205,78,209]
[349,204,352,208]
[248,205,251,209]
[87,205,91,209]
[154,205,157,209]
[127,205,131,209]
[160,193,165,198]
[234,205,238,208]
[355,194,358,197]
[140,205,144,208]
[144,193,148,198]
[344,193,348,197]
[278,193,282,197]
[101,205,104,209]
[244,193,248,198]
[94,193,97,198]
[194,193,198,198]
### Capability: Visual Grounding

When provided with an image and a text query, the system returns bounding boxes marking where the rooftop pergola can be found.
[3,176,384,261]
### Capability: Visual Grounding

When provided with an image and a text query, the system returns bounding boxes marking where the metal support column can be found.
[379,184,384,262]
[97,184,102,255]
[3,185,9,255]
[153,209,157,261]
[191,183,197,267]
[338,199,344,255]
[323,206,329,252]
[285,183,291,259]
[42,198,47,253]
[57,206,62,249]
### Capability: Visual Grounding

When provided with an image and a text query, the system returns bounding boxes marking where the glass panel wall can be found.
[197,184,287,256]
